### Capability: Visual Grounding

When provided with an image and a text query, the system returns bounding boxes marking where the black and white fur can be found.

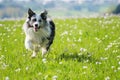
[23,8,55,58]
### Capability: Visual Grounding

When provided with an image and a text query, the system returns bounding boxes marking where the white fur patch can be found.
[23,20,51,51]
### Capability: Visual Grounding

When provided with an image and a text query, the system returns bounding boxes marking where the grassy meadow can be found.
[0,16,120,80]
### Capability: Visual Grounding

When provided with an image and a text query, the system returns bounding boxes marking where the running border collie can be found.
[23,8,55,58]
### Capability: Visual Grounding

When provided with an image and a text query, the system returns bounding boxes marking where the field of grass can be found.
[0,16,120,80]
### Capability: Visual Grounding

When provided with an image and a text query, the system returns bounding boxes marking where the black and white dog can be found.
[23,8,55,58]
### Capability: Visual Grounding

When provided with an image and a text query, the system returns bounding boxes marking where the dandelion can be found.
[78,38,81,42]
[56,70,61,73]
[7,35,10,38]
[67,38,70,42]
[15,68,21,72]
[5,76,9,80]
[118,67,120,70]
[85,60,89,63]
[59,62,62,64]
[117,55,120,58]
[38,72,42,76]
[111,66,115,69]
[44,75,48,80]
[96,61,102,65]
[100,57,108,61]
[73,25,77,29]
[23,54,25,57]
[82,72,86,74]
[0,24,3,27]
[105,76,110,80]
[26,66,29,71]
[95,37,101,43]
[87,54,92,57]
[14,39,17,42]
[113,50,118,53]
[78,53,82,56]
[0,55,5,60]
[118,61,120,65]
[61,31,68,36]
[79,30,83,35]
[2,63,9,69]
[42,58,47,63]
[52,75,58,80]
[82,66,88,69]
[80,48,87,52]
[99,20,102,23]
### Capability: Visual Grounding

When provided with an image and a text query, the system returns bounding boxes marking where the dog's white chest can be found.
[26,27,51,45]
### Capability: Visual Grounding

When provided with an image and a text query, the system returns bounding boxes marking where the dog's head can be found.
[27,8,48,32]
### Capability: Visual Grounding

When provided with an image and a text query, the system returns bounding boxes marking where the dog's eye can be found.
[33,18,36,22]
[39,19,42,22]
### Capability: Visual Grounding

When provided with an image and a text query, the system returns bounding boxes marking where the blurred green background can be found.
[0,0,120,19]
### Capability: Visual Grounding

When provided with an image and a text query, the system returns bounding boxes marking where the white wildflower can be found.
[78,53,82,56]
[42,58,47,63]
[26,66,29,71]
[79,30,83,35]
[61,31,68,36]
[95,37,101,43]
[118,67,120,70]
[80,48,87,52]
[118,62,120,65]
[111,66,115,69]
[15,68,21,72]
[82,66,88,69]
[38,72,42,76]
[117,55,120,58]
[100,57,108,61]
[52,75,58,80]
[59,62,62,64]
[5,76,9,80]
[105,76,110,80]
[67,38,70,42]
[82,72,86,74]
[44,75,48,80]
[105,35,108,38]
[2,63,9,69]
[78,38,81,42]
[0,24,3,27]
[14,39,17,42]
[96,61,102,65]
[0,55,5,60]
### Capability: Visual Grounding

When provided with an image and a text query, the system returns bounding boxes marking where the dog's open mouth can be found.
[34,27,40,32]
[34,28,38,32]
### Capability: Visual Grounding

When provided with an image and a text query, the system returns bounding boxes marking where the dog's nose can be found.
[35,24,38,27]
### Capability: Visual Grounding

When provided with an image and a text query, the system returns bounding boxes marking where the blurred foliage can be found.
[0,0,118,19]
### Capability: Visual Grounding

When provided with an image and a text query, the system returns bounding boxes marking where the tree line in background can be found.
[0,0,119,19]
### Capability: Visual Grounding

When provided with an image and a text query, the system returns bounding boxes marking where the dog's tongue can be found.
[34,28,38,32]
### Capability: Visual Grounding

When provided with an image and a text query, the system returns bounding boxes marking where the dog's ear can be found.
[28,8,35,18]
[40,10,48,20]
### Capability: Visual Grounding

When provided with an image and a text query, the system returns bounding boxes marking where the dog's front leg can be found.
[42,48,47,57]
[31,51,37,58]
[31,46,39,58]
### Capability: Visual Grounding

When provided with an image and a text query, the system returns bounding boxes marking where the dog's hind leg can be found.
[41,47,48,57]
[31,46,40,58]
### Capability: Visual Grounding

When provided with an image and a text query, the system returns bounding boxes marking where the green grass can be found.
[0,16,120,80]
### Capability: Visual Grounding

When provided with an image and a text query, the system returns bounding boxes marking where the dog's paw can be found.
[31,55,36,58]
[31,52,37,58]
